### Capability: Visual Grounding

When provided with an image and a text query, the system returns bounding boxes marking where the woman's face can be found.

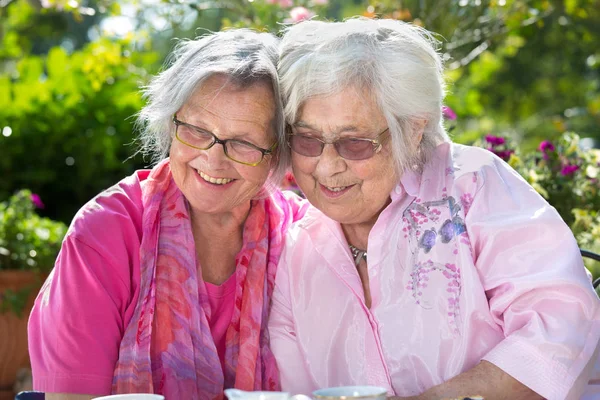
[170,75,276,216]
[291,86,399,226]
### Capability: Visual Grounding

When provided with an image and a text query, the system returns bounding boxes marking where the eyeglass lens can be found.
[176,123,264,165]
[289,135,376,160]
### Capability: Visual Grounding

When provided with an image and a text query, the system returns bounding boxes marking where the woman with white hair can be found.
[268,18,600,400]
[28,29,306,400]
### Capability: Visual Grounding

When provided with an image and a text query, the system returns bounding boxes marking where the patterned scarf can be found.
[112,159,299,399]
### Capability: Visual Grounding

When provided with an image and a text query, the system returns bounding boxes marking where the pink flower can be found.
[442,106,457,121]
[265,0,277,3]
[31,193,45,209]
[538,140,555,153]
[289,6,314,23]
[485,135,506,146]
[538,140,556,160]
[560,164,579,176]
[278,0,294,7]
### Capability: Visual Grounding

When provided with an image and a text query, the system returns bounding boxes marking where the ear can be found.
[412,119,427,148]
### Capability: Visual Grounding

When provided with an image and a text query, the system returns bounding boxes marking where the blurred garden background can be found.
[1,0,600,278]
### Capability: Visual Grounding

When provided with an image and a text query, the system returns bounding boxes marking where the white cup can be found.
[224,389,311,400]
[312,386,388,399]
[92,395,165,400]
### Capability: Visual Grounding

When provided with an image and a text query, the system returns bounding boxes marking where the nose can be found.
[203,142,230,168]
[314,143,346,178]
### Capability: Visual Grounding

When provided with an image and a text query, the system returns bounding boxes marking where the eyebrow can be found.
[293,121,361,134]
[181,118,261,143]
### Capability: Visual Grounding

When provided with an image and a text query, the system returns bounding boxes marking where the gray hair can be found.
[136,29,288,183]
[278,18,450,175]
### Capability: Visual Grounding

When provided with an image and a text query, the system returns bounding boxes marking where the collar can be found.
[391,169,421,202]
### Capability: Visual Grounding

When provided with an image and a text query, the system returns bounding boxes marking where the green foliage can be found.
[0,190,68,273]
[219,0,330,32]
[0,285,34,317]
[0,34,158,222]
[0,189,67,316]
[360,0,599,152]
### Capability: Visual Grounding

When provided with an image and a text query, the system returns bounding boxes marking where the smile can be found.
[325,185,350,192]
[319,183,355,198]
[198,170,234,185]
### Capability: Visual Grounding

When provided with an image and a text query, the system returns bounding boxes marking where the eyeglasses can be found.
[288,127,390,161]
[173,115,277,167]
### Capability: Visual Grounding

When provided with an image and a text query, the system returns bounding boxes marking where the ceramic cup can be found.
[312,386,388,400]
[224,389,311,400]
[92,395,165,400]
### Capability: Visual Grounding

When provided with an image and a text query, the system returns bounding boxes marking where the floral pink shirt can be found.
[268,142,600,400]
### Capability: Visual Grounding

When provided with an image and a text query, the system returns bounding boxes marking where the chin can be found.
[315,204,356,224]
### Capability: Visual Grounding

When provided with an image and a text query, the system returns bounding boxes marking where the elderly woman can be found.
[28,29,306,400]
[268,18,600,400]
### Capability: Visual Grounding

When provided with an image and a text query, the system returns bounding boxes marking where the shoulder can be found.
[449,143,525,187]
[67,169,149,252]
[285,204,335,246]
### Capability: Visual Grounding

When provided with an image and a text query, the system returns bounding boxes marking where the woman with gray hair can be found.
[28,29,306,400]
[268,18,600,400]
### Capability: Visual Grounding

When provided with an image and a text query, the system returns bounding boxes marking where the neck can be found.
[189,201,251,242]
[341,197,392,250]
[189,201,252,284]
[341,219,376,251]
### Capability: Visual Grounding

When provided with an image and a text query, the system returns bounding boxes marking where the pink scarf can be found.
[112,159,303,399]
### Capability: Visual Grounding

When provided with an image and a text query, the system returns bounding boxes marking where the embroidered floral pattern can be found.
[460,193,474,215]
[403,196,470,334]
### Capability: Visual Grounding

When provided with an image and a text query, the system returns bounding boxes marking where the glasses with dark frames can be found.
[288,127,390,161]
[173,115,277,166]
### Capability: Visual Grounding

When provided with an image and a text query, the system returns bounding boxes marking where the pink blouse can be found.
[268,143,600,400]
[28,170,274,395]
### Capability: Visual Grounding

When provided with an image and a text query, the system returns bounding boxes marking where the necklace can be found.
[349,244,367,266]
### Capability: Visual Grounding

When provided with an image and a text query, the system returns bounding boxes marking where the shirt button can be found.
[395,186,402,195]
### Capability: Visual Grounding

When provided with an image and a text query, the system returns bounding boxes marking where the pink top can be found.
[205,275,237,375]
[268,143,600,400]
[28,170,253,395]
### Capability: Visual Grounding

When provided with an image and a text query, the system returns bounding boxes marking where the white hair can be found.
[278,18,450,174]
[136,29,288,183]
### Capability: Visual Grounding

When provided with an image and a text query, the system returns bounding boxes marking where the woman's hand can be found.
[388,361,544,400]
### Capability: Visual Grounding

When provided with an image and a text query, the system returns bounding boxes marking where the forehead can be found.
[182,75,276,131]
[296,86,385,133]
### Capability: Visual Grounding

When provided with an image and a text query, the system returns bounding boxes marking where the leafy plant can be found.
[0,189,68,315]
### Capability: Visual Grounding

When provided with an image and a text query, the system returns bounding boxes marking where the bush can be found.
[0,189,68,315]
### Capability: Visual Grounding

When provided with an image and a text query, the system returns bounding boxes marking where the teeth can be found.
[198,170,233,185]
[326,186,348,192]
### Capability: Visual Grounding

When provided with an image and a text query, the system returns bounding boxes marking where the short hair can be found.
[136,29,287,183]
[278,18,450,174]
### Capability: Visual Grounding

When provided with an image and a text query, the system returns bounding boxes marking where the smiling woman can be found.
[269,17,600,400]
[27,29,307,400]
